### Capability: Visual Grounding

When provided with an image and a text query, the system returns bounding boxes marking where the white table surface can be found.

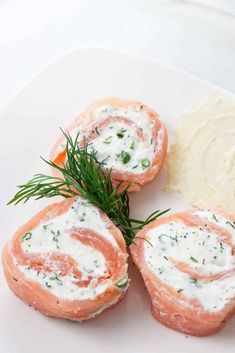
[0,0,235,110]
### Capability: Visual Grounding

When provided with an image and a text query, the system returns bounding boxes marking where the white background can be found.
[0,0,235,109]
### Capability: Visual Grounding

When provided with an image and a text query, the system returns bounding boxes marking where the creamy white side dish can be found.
[60,104,160,173]
[16,198,127,300]
[144,210,235,312]
[166,93,235,212]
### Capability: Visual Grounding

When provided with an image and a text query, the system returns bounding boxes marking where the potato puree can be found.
[166,93,235,212]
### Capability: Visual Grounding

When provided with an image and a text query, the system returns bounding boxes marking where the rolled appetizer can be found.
[2,197,128,321]
[130,209,235,336]
[50,98,168,192]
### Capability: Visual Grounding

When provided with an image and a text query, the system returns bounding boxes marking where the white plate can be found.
[1,47,234,353]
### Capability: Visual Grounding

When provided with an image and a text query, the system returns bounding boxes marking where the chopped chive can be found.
[163,256,168,261]
[116,278,128,289]
[22,232,32,241]
[177,288,184,293]
[141,158,150,169]
[45,282,51,288]
[132,164,138,169]
[190,256,198,263]
[130,140,135,150]
[117,129,126,138]
[202,258,205,265]
[120,151,131,164]
[117,132,124,138]
[103,136,112,144]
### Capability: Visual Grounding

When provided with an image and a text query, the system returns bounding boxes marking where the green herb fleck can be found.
[190,256,198,263]
[141,158,150,169]
[117,132,124,138]
[130,140,135,150]
[49,275,63,285]
[190,278,198,284]
[212,214,219,222]
[120,151,131,164]
[177,288,184,293]
[158,268,164,275]
[163,256,168,261]
[226,221,235,229]
[116,278,128,289]
[117,129,126,138]
[22,232,32,242]
[219,242,224,252]
[103,136,112,144]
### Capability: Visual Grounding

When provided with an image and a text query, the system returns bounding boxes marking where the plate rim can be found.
[1,45,234,115]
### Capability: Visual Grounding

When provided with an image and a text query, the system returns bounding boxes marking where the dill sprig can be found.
[8,130,170,245]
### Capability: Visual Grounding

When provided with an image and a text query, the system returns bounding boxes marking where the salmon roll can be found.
[50,98,168,192]
[2,197,128,321]
[130,209,235,336]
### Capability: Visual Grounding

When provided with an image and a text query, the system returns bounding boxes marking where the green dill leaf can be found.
[8,130,169,246]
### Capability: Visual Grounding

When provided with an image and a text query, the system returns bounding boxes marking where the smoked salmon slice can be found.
[130,209,235,336]
[2,197,129,321]
[50,98,168,192]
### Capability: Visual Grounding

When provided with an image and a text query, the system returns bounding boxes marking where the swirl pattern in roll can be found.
[50,98,168,191]
[2,197,128,321]
[130,209,235,336]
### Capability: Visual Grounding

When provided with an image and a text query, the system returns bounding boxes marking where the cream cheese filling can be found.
[17,198,123,300]
[59,104,157,174]
[144,210,235,312]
